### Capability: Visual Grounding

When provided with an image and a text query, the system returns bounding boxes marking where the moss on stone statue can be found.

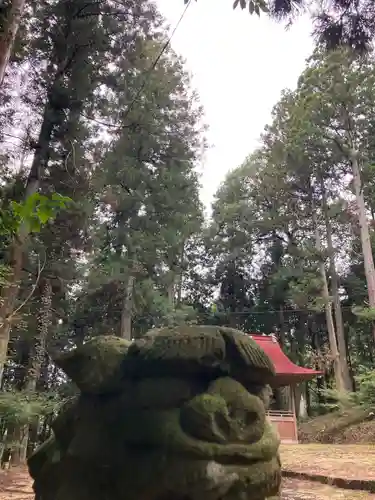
[114,407,279,463]
[136,376,204,408]
[124,326,275,385]
[51,397,78,450]
[180,392,230,444]
[35,459,109,500]
[125,325,227,376]
[218,327,275,385]
[181,377,266,445]
[114,455,281,500]
[54,336,131,393]
[29,325,282,500]
[28,435,60,480]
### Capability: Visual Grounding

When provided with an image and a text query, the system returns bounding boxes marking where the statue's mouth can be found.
[105,407,281,498]
[115,452,282,500]
[105,402,280,463]
[201,458,281,499]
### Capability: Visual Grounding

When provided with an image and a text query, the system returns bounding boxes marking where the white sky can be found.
[156,0,314,211]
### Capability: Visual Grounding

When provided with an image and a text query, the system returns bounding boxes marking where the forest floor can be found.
[0,444,374,500]
[282,479,375,499]
[0,468,32,500]
[281,444,375,481]
[1,470,374,500]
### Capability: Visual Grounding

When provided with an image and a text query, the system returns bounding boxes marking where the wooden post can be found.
[290,385,298,443]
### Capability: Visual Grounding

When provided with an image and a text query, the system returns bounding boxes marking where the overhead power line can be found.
[58,305,359,320]
[121,0,192,124]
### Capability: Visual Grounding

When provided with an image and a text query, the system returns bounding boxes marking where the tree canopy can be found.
[0,0,375,467]
[223,0,375,52]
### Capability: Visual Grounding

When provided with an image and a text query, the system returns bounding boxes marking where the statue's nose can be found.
[180,377,266,445]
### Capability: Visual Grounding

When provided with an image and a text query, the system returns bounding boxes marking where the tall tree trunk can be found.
[310,315,326,407]
[350,149,375,342]
[167,272,176,309]
[277,305,286,347]
[294,384,308,419]
[120,274,135,340]
[0,95,57,385]
[12,279,52,465]
[311,193,344,391]
[0,16,88,381]
[305,383,311,417]
[176,243,185,306]
[39,417,49,444]
[321,178,353,391]
[0,243,23,385]
[176,273,183,306]
[0,0,26,86]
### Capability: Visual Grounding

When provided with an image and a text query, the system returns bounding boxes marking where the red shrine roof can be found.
[250,333,322,387]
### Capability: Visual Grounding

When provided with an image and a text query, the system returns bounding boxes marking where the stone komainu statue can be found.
[28,326,282,500]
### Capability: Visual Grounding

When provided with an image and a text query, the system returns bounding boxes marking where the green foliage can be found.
[70,28,205,339]
[204,47,375,390]
[0,192,72,237]
[353,371,375,409]
[0,391,61,428]
[232,0,268,14]
[3,0,375,465]
[10,193,72,233]
[320,371,375,412]
[352,306,375,322]
[164,305,198,326]
[0,206,16,237]
[0,264,10,287]
[319,388,358,413]
[228,0,375,53]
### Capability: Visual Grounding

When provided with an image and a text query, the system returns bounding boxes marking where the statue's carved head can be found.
[28,326,281,500]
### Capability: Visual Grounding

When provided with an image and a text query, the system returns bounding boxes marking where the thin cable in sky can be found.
[121,0,192,124]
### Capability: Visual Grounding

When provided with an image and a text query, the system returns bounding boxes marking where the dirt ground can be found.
[0,468,32,500]
[1,468,374,500]
[281,444,375,481]
[282,479,375,499]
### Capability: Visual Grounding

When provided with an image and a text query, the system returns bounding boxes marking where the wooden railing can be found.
[267,410,298,442]
[267,410,295,420]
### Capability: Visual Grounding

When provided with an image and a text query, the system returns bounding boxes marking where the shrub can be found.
[353,370,375,409]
